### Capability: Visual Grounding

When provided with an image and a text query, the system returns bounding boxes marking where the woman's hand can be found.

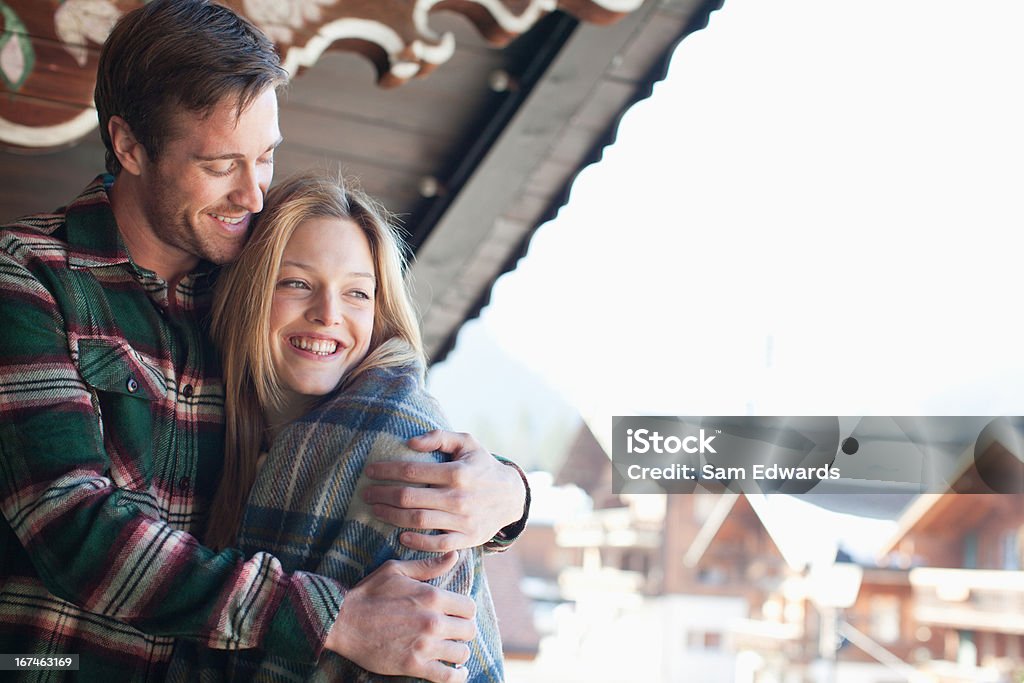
[361,430,527,551]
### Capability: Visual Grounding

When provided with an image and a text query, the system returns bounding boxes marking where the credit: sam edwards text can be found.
[625,463,841,481]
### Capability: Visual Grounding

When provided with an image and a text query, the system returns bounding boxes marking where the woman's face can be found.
[269,216,375,408]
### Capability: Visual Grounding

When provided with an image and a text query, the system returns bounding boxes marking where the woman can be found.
[173,171,509,681]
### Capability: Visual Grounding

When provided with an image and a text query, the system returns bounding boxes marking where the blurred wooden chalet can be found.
[0,0,723,363]
[880,488,1024,680]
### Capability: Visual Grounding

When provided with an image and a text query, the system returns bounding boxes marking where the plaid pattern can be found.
[169,362,506,682]
[0,176,343,681]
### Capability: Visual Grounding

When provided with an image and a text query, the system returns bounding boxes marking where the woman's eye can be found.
[207,165,233,177]
[278,279,309,290]
[350,290,372,300]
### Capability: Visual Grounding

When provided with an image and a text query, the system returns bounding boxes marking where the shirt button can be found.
[179,477,190,491]
[126,377,138,393]
[182,384,194,398]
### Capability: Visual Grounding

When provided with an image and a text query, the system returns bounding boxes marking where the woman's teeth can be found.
[290,337,338,355]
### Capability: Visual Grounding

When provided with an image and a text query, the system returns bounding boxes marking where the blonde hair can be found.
[205,170,424,549]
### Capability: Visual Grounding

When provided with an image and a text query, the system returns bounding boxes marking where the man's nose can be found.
[229,164,265,214]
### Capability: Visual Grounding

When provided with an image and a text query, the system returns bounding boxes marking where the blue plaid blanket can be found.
[170,362,505,682]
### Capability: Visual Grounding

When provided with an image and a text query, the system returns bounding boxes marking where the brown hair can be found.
[205,170,425,549]
[95,0,288,175]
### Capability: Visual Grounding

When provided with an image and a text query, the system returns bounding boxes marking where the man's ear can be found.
[108,116,147,176]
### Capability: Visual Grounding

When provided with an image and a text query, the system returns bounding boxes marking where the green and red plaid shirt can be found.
[0,176,344,681]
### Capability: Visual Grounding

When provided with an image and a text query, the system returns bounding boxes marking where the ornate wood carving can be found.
[0,0,641,152]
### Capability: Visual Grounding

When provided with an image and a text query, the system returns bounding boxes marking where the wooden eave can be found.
[0,0,724,361]
[880,423,1024,558]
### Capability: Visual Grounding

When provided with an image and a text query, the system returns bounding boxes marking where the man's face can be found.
[138,87,282,268]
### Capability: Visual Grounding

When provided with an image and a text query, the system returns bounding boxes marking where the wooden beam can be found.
[410,0,712,360]
[0,0,642,151]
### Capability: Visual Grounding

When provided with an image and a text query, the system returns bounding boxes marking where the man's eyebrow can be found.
[193,137,283,162]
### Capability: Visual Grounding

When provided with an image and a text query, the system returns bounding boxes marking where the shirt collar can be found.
[66,174,218,281]
[66,174,132,270]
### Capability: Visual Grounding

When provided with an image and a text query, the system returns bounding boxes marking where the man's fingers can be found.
[420,661,470,683]
[406,429,479,456]
[363,481,452,508]
[387,556,477,622]
[371,503,461,531]
[364,460,456,486]
[400,530,466,553]
[436,640,472,666]
[426,591,477,625]
[389,551,459,582]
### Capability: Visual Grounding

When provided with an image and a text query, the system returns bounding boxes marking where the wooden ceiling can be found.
[0,0,722,361]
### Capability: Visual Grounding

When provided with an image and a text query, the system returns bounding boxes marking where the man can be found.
[0,1,528,681]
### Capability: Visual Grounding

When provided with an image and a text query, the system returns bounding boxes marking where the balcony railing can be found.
[909,567,1024,633]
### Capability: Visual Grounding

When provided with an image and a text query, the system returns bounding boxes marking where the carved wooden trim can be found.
[0,0,642,151]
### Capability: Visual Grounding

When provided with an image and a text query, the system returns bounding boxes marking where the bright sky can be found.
[442,0,1024,435]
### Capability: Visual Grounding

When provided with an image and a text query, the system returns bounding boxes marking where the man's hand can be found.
[325,552,475,683]
[362,430,526,551]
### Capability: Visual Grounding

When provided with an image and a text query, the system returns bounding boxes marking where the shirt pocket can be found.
[78,338,165,492]
[78,338,166,400]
